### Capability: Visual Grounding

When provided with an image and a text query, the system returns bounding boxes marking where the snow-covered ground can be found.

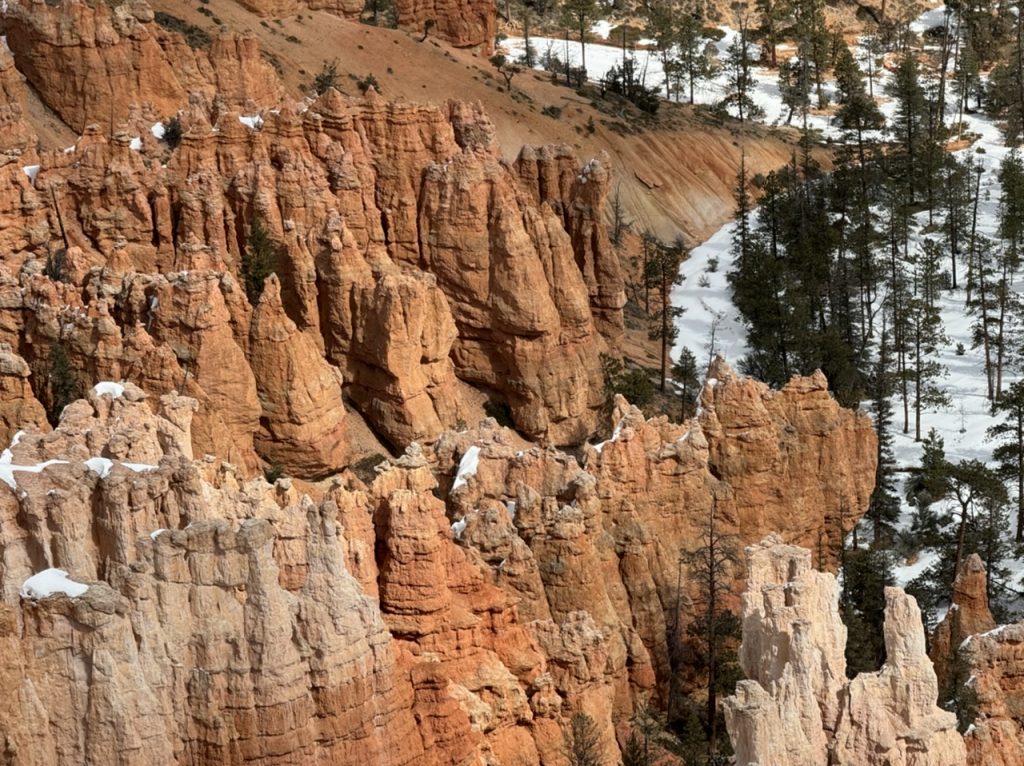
[504,27,842,134]
[525,7,1024,617]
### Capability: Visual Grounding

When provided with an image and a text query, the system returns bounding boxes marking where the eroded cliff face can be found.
[3,0,283,133]
[930,557,1024,766]
[0,1,622,471]
[393,0,496,51]
[0,362,876,765]
[724,538,966,766]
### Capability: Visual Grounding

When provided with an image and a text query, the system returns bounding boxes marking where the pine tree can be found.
[949,460,1008,585]
[790,0,830,108]
[841,545,895,675]
[731,152,753,270]
[41,342,83,427]
[835,44,885,169]
[905,241,951,441]
[943,156,972,288]
[560,0,598,79]
[681,503,741,756]
[670,6,717,104]
[645,0,678,100]
[719,21,764,122]
[243,216,279,305]
[671,347,701,421]
[754,0,791,68]
[967,235,998,400]
[778,55,811,124]
[565,712,604,766]
[645,238,685,390]
[868,326,900,542]
[886,52,931,202]
[988,379,1024,541]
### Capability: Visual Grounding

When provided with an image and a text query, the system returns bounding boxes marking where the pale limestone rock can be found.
[725,537,967,766]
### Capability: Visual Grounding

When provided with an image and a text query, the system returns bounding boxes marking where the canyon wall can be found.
[0,0,623,473]
[0,364,876,765]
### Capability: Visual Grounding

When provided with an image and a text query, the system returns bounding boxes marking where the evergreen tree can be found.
[988,379,1024,541]
[909,458,1014,620]
[868,326,900,542]
[40,342,83,427]
[841,545,896,675]
[754,0,791,68]
[565,712,604,766]
[967,236,998,400]
[790,0,830,108]
[671,347,701,421]
[243,216,279,305]
[645,0,678,100]
[778,55,811,124]
[943,156,973,288]
[560,0,598,79]
[719,22,764,122]
[886,52,931,202]
[645,238,685,390]
[907,427,952,515]
[681,503,741,756]
[904,249,951,441]
[986,2,1024,145]
[730,152,753,270]
[669,6,718,104]
[835,44,885,169]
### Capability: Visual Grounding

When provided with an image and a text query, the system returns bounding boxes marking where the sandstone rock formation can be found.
[0,41,621,468]
[930,553,997,695]
[0,344,48,446]
[226,0,493,53]
[3,0,281,132]
[248,274,348,477]
[937,559,1024,766]
[724,537,967,766]
[395,0,496,51]
[0,360,877,765]
[962,623,1024,766]
[436,363,876,704]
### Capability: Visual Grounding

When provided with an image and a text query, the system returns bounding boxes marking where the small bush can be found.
[356,73,381,94]
[242,217,279,304]
[43,248,68,283]
[351,453,388,484]
[35,342,83,427]
[163,115,183,149]
[698,274,711,287]
[956,342,966,356]
[707,256,719,273]
[154,11,211,49]
[286,34,300,43]
[541,105,562,118]
[263,462,285,484]
[312,60,340,95]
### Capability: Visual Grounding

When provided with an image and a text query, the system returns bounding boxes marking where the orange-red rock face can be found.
[3,0,281,133]
[434,361,877,700]
[394,0,496,51]
[0,363,876,765]
[0,89,618,465]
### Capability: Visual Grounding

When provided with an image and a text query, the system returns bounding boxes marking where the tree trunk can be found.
[1018,410,1023,542]
[660,274,669,391]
